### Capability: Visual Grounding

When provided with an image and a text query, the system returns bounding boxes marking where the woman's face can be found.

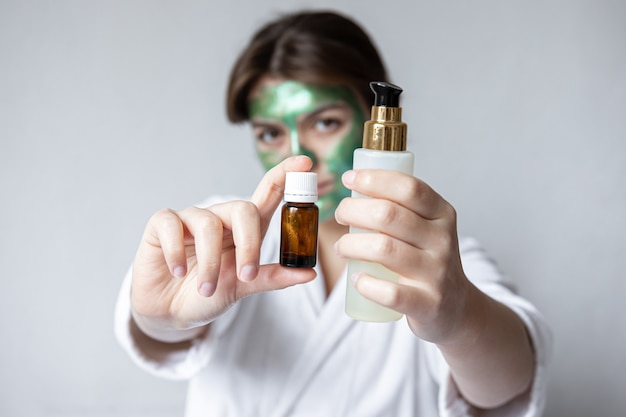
[248,78,366,221]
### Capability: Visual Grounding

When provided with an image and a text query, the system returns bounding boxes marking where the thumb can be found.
[250,155,313,225]
[237,264,317,298]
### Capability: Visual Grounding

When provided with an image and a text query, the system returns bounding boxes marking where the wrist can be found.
[435,284,535,408]
[436,281,489,355]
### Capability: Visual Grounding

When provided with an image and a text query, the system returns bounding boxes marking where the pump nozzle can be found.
[370,81,403,107]
[362,81,407,151]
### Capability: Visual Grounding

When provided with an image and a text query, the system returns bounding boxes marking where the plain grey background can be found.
[1,0,624,416]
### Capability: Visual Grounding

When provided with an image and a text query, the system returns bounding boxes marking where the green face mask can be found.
[249,81,365,221]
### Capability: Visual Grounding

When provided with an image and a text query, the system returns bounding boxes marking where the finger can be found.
[250,155,313,223]
[342,169,451,220]
[177,207,224,296]
[235,264,317,299]
[147,208,188,278]
[335,232,435,278]
[351,272,429,317]
[208,201,262,282]
[335,197,440,249]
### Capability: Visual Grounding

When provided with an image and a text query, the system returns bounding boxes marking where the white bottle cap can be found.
[284,172,318,203]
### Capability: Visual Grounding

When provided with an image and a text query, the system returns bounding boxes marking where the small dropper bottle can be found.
[345,81,415,322]
[280,172,319,268]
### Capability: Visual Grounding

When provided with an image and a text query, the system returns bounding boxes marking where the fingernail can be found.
[240,264,258,282]
[199,282,215,297]
[342,170,356,186]
[173,265,186,278]
[350,272,360,286]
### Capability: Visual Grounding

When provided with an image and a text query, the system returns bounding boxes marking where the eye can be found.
[255,127,282,145]
[314,118,342,133]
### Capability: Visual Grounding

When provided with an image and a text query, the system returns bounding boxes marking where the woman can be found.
[116,10,551,416]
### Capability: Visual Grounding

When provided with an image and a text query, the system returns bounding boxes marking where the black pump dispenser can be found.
[370,81,403,107]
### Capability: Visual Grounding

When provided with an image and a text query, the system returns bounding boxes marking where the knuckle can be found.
[428,291,445,315]
[405,177,425,200]
[371,201,399,227]
[434,232,454,252]
[237,200,259,216]
[358,170,375,188]
[151,207,175,222]
[379,283,403,307]
[201,259,221,272]
[149,208,180,231]
[441,203,457,222]
[223,200,259,219]
[196,212,220,233]
[372,234,396,259]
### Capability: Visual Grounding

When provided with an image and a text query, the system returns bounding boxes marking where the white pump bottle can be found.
[345,81,414,322]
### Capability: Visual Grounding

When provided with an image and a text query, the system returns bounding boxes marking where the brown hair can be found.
[226,10,388,123]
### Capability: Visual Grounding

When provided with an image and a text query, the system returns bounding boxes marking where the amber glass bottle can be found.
[280,172,318,268]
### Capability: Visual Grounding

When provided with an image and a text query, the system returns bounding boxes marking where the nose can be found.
[289,128,318,168]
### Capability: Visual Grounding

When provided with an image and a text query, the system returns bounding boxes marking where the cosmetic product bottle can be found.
[280,172,319,268]
[345,81,414,322]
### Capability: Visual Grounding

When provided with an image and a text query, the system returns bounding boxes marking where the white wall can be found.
[1,0,624,416]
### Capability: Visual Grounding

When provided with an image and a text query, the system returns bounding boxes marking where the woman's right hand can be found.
[130,156,317,343]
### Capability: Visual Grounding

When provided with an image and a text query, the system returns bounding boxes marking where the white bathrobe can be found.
[115,196,552,417]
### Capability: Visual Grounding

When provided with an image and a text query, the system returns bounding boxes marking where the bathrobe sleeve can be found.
[425,237,553,417]
[114,266,241,380]
[113,195,245,380]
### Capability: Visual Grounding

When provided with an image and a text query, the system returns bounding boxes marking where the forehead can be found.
[248,79,357,120]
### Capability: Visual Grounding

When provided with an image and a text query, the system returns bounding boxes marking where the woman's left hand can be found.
[334,168,472,345]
